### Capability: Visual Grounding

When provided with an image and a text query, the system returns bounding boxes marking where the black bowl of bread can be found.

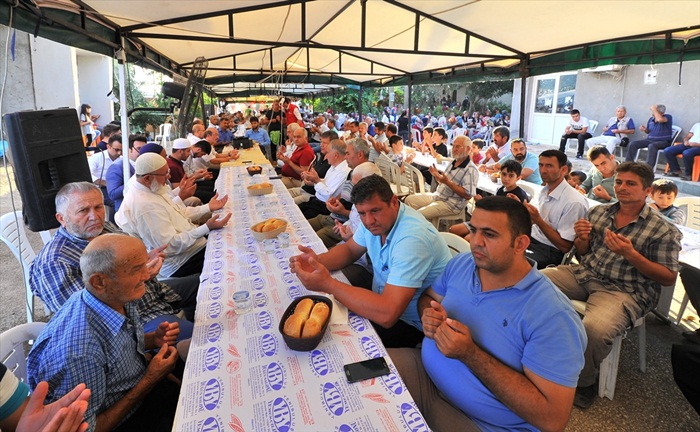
[279,296,333,351]
[247,165,263,176]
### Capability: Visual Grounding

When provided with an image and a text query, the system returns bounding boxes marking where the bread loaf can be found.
[283,314,305,338]
[294,298,314,320]
[310,302,330,323]
[301,317,323,338]
[283,299,329,339]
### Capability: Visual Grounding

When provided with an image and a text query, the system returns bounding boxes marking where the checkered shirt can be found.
[28,290,147,431]
[434,157,479,213]
[573,203,682,312]
[29,223,180,322]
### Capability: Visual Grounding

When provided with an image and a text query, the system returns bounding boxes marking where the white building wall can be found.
[519,61,700,146]
[76,53,114,122]
[29,36,79,111]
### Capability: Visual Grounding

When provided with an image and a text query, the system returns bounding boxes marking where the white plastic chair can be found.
[411,128,421,144]
[565,120,598,154]
[439,232,471,257]
[0,322,46,381]
[570,300,646,400]
[517,182,536,202]
[155,123,173,152]
[632,125,681,169]
[433,199,472,232]
[0,212,40,323]
[670,197,700,324]
[404,163,426,195]
[376,154,407,198]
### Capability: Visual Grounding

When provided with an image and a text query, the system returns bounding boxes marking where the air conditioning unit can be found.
[582,64,624,73]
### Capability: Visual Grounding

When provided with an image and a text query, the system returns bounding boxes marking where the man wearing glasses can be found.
[89,134,122,207]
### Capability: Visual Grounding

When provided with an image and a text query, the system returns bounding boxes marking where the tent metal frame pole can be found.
[406,76,413,123]
[117,38,131,192]
[519,55,528,138]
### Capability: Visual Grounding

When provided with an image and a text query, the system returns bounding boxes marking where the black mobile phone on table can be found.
[344,357,390,383]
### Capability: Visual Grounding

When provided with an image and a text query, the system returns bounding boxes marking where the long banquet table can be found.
[173,160,429,431]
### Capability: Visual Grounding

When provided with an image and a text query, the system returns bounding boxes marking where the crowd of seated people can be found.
[6,96,696,432]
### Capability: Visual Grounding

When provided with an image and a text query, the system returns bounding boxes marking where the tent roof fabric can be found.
[2,0,699,95]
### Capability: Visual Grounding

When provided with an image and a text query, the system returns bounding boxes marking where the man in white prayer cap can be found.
[115,153,232,278]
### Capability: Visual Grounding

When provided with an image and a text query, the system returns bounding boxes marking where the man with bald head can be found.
[28,234,182,432]
[278,127,316,188]
[116,153,231,278]
[187,123,206,145]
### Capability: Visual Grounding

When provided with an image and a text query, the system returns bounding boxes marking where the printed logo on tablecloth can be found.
[321,382,345,416]
[246,244,256,253]
[212,260,224,271]
[214,240,223,250]
[265,362,286,391]
[257,311,273,330]
[399,402,430,432]
[254,292,268,308]
[213,249,223,259]
[310,350,329,376]
[348,313,366,332]
[207,302,222,319]
[269,397,295,432]
[261,333,278,357]
[274,250,286,260]
[207,322,223,343]
[281,272,295,285]
[360,336,382,358]
[246,253,258,264]
[245,235,254,245]
[208,285,223,301]
[197,416,224,432]
[252,277,265,290]
[250,264,262,275]
[204,346,223,371]
[379,367,404,395]
[211,272,223,284]
[277,260,290,271]
[213,231,222,241]
[201,378,224,411]
[287,285,302,299]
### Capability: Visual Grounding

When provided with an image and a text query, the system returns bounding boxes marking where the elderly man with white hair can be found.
[116,153,231,278]
[585,105,636,154]
[405,135,479,225]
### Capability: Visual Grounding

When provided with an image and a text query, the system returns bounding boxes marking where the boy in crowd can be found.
[449,160,529,240]
[649,179,686,225]
[567,171,587,189]
[471,138,486,165]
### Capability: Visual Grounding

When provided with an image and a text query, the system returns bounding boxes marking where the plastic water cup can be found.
[263,238,276,253]
[278,232,290,248]
[233,291,252,314]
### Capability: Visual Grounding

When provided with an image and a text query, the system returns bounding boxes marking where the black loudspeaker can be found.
[161,82,186,100]
[3,108,92,232]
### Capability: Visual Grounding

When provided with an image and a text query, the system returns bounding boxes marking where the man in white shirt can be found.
[665,122,700,181]
[186,124,205,145]
[558,109,592,159]
[367,122,389,161]
[524,150,588,268]
[89,134,123,207]
[480,126,511,165]
[295,139,350,206]
[115,153,231,278]
[310,115,329,143]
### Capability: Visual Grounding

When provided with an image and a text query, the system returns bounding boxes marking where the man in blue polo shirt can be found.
[388,196,586,431]
[290,174,451,348]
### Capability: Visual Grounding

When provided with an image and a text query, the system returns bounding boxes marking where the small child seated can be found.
[388,135,406,171]
[496,160,530,203]
[567,170,588,195]
[449,160,528,240]
[649,179,686,225]
[471,138,486,165]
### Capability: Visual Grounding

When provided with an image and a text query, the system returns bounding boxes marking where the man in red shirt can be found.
[282,97,304,127]
[278,128,315,189]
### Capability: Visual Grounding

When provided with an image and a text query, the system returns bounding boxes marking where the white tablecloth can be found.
[173,166,429,431]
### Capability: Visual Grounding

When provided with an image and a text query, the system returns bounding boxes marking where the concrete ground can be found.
[1,150,699,430]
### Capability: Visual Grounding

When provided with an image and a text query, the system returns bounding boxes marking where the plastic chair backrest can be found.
[674,197,700,229]
[671,125,682,144]
[404,163,426,194]
[0,211,38,322]
[0,322,46,382]
[588,120,599,135]
[439,232,471,257]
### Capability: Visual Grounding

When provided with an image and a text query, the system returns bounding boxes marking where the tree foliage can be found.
[112,62,174,134]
